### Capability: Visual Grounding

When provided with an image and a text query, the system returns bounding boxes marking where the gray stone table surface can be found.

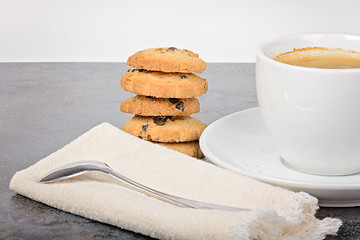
[0,63,359,239]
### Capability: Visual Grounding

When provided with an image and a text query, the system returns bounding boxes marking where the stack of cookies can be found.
[120,47,208,158]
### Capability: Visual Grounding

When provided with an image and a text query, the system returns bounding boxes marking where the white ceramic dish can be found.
[200,107,360,207]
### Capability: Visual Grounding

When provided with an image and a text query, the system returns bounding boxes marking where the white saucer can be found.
[200,107,360,207]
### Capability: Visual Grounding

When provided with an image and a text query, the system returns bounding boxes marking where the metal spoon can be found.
[39,160,248,211]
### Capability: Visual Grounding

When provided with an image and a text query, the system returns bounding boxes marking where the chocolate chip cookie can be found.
[123,116,207,142]
[121,69,208,98]
[156,141,204,158]
[120,95,200,116]
[127,47,207,73]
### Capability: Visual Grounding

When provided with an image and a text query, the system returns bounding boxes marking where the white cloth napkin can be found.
[10,122,341,240]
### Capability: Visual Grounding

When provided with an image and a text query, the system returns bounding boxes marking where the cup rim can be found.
[256,32,360,72]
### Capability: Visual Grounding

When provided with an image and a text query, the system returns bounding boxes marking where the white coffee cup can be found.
[256,33,360,175]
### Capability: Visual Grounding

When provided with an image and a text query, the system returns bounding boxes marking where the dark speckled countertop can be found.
[1,63,359,239]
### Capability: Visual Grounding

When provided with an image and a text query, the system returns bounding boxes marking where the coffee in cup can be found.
[273,47,360,69]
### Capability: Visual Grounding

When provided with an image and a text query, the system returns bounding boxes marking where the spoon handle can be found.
[40,160,247,211]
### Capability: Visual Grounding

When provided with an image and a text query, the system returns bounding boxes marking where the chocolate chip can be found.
[130,69,144,72]
[142,124,149,132]
[167,47,177,52]
[176,101,185,111]
[180,75,188,79]
[153,117,168,126]
[168,98,180,104]
[156,48,164,53]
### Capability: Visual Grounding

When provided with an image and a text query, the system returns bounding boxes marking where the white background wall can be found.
[1,0,360,62]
